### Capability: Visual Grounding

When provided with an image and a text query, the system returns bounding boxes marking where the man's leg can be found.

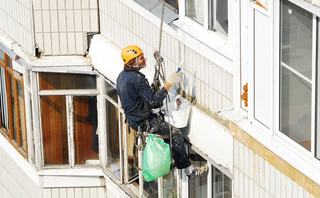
[147,116,190,169]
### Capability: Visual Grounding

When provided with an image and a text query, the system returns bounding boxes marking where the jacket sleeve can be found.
[135,73,167,107]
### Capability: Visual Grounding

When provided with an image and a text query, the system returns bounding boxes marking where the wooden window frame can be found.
[38,72,99,168]
[0,52,28,157]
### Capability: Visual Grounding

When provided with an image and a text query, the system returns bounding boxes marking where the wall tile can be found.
[58,10,67,32]
[66,0,73,9]
[66,10,75,32]
[74,0,81,10]
[51,33,60,54]
[83,188,90,198]
[67,188,75,198]
[90,10,98,32]
[34,0,42,10]
[90,0,98,9]
[67,32,75,54]
[42,10,51,32]
[42,0,49,10]
[82,10,90,32]
[50,10,59,32]
[34,11,43,33]
[265,161,270,193]
[59,188,67,198]
[74,10,82,31]
[82,0,89,9]
[57,0,65,9]
[75,32,84,54]
[286,177,292,198]
[43,33,52,54]
[50,0,57,10]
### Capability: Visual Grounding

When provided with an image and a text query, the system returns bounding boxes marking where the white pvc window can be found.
[186,146,232,198]
[280,0,313,152]
[185,0,204,25]
[209,0,228,36]
[185,0,228,35]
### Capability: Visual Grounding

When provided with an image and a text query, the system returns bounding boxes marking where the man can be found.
[116,45,207,177]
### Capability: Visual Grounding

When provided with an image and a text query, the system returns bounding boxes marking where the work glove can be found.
[167,70,182,85]
[164,70,182,90]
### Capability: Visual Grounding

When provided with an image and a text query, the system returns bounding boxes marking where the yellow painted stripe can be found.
[231,122,320,197]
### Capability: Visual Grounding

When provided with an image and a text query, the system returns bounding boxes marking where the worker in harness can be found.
[116,45,208,177]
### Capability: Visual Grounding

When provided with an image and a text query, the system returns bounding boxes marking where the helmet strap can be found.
[127,57,141,68]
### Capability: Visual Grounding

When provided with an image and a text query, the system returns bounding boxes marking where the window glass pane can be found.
[212,167,232,198]
[0,49,4,62]
[0,67,9,129]
[105,81,118,103]
[39,73,96,90]
[280,67,311,151]
[165,0,178,10]
[10,76,17,142]
[125,124,139,181]
[74,96,99,164]
[215,0,228,35]
[186,0,204,25]
[189,148,207,198]
[17,80,27,151]
[28,91,35,161]
[280,0,312,151]
[281,0,312,79]
[8,57,12,69]
[41,95,69,165]
[106,98,121,178]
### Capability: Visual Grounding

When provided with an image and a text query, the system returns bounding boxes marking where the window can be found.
[0,49,27,157]
[185,0,228,36]
[165,0,178,11]
[187,146,232,197]
[186,0,204,24]
[209,0,228,36]
[39,73,99,166]
[188,148,208,197]
[280,0,313,152]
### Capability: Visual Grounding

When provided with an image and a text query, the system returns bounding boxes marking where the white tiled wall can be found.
[99,0,233,113]
[44,187,106,198]
[0,146,41,198]
[0,0,34,55]
[233,139,315,198]
[34,0,99,55]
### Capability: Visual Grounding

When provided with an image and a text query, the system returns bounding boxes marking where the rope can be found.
[158,0,165,54]
[154,1,176,197]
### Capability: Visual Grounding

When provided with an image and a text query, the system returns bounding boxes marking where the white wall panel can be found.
[0,136,41,198]
[233,139,315,198]
[33,0,99,55]
[44,187,106,198]
[0,0,34,54]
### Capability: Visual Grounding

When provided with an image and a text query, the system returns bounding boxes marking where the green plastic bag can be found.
[143,134,171,182]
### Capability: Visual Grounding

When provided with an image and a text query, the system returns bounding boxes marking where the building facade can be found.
[0,0,319,197]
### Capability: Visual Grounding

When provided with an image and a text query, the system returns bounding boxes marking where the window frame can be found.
[183,0,229,37]
[181,144,233,198]
[0,51,28,158]
[275,0,319,159]
[37,72,99,168]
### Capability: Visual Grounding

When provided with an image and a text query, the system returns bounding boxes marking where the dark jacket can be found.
[116,70,167,123]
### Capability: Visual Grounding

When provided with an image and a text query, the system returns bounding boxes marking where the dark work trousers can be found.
[129,114,191,169]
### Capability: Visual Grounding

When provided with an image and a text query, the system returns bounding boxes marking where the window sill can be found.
[220,109,320,186]
[38,167,104,176]
[173,17,233,74]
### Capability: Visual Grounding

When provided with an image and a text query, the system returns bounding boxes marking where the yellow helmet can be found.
[121,45,143,64]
